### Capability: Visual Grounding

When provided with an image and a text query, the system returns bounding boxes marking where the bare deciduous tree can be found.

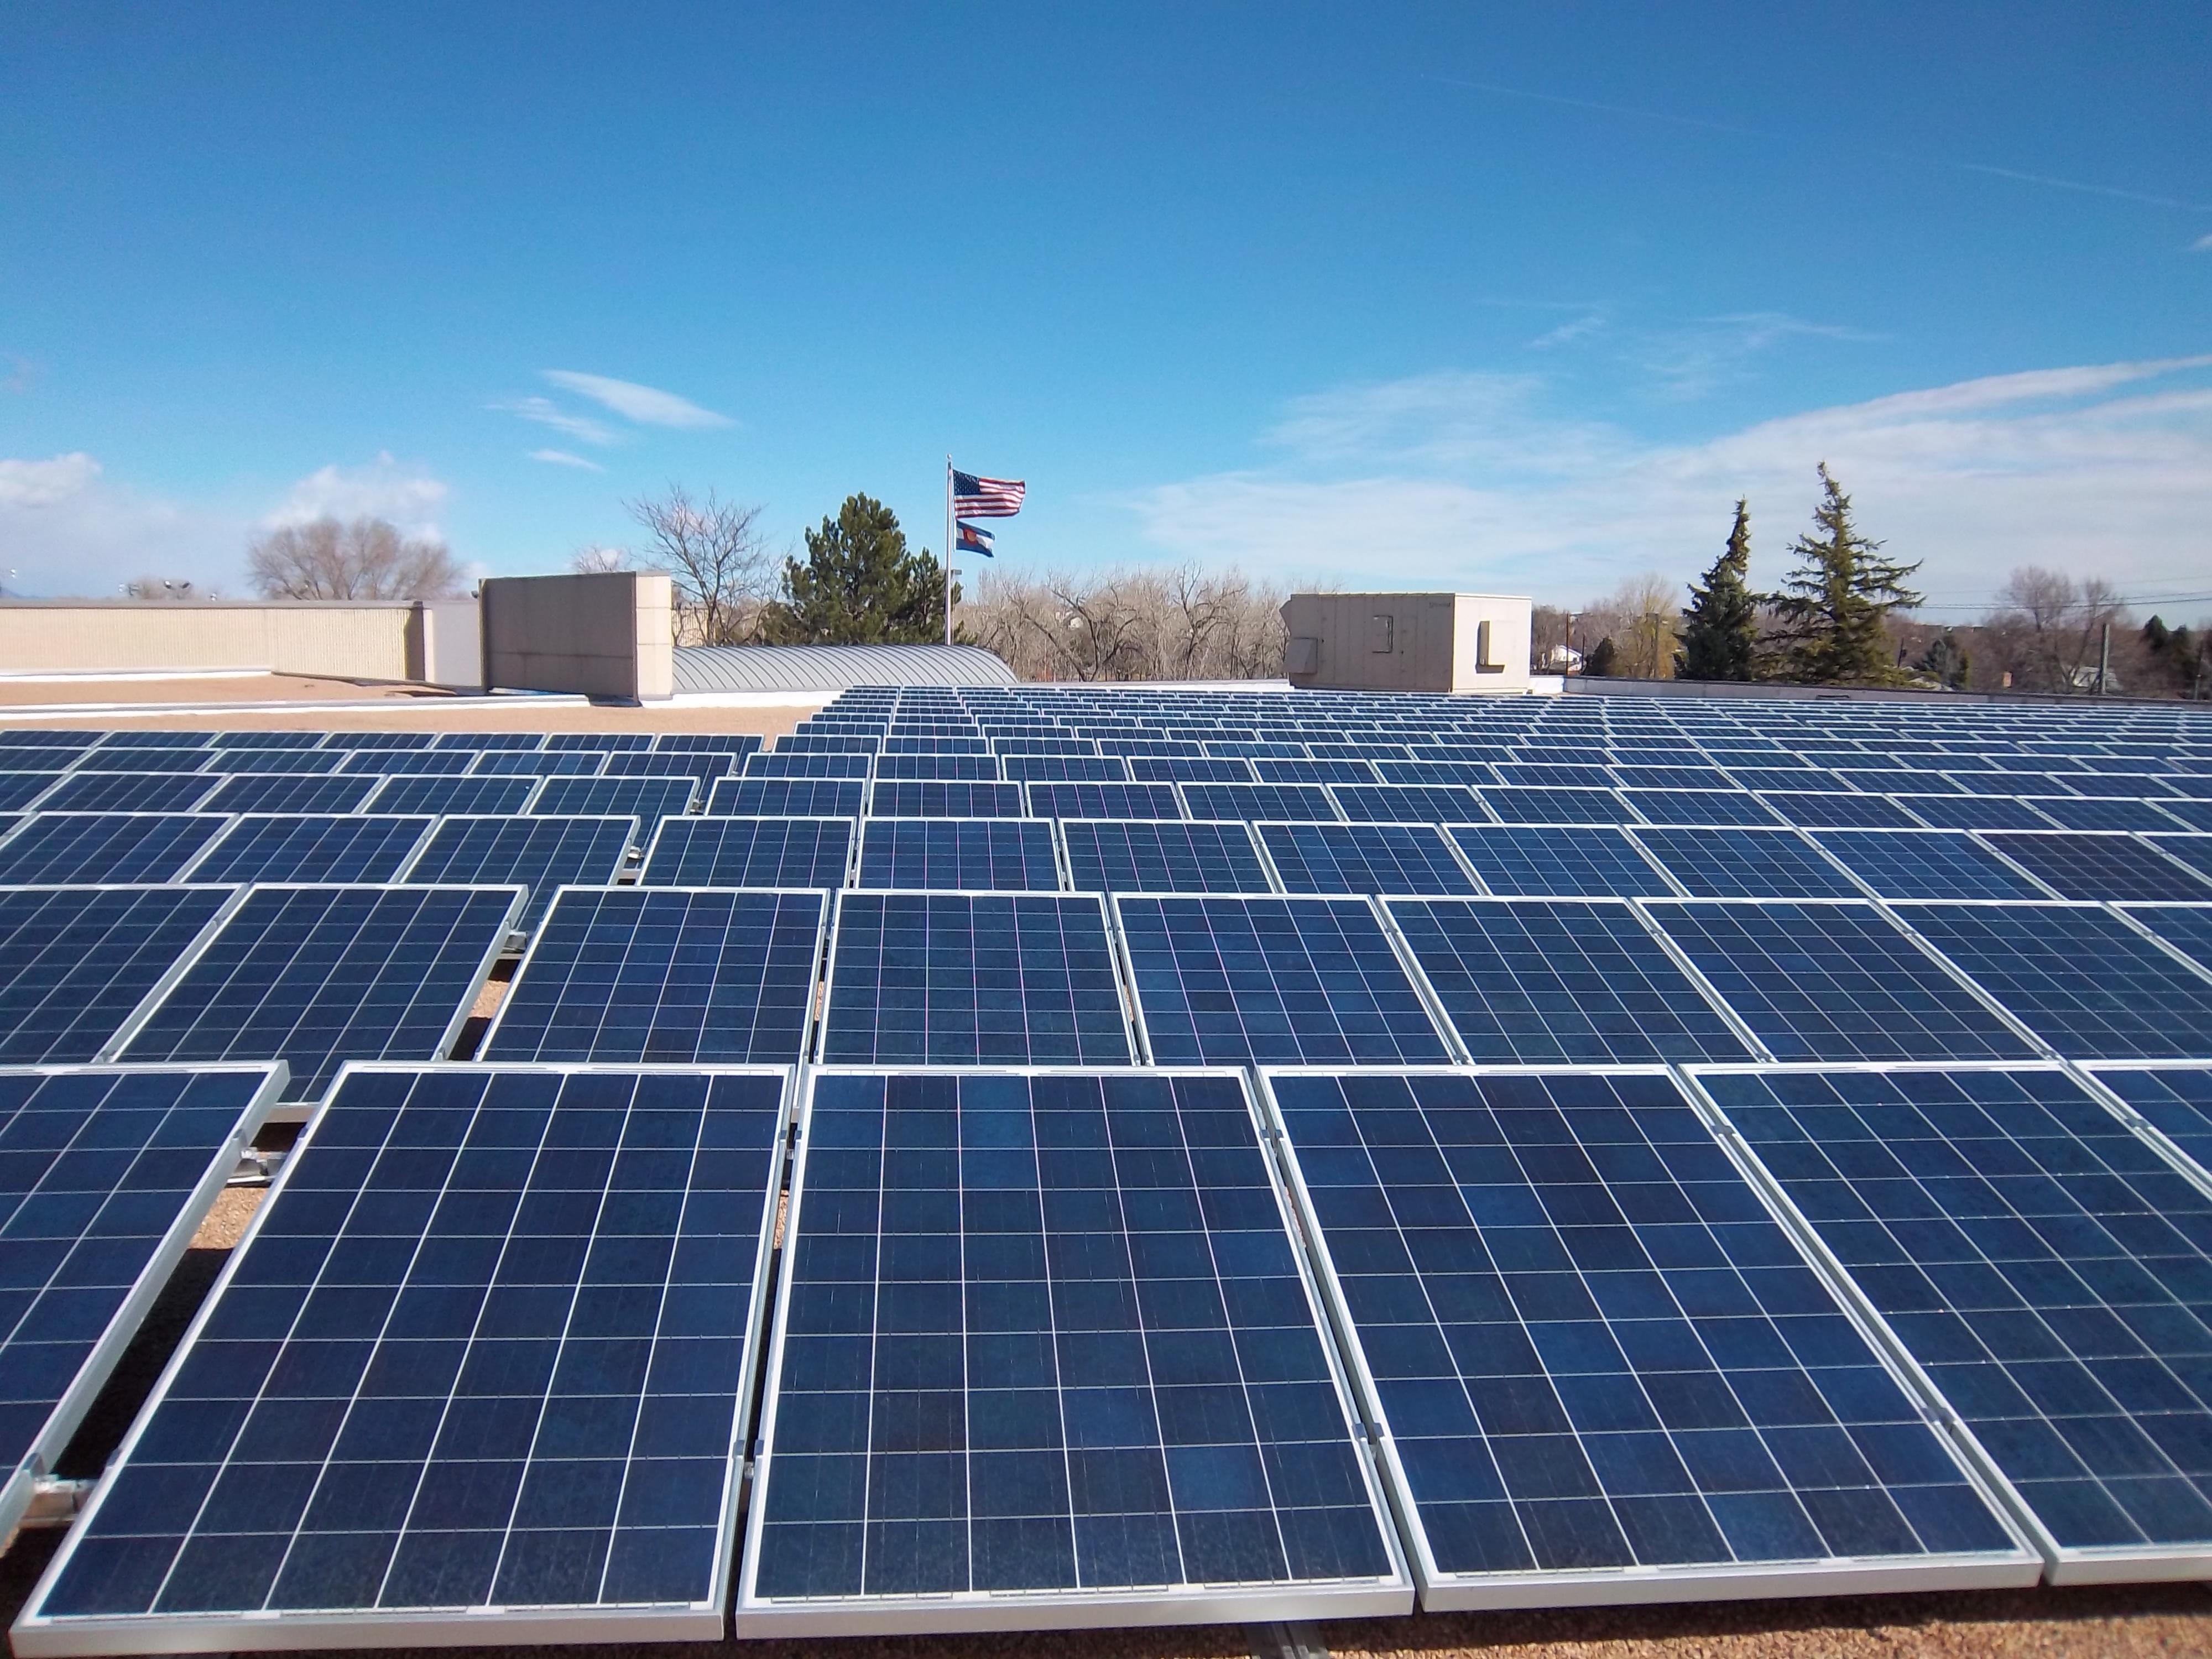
[568,546,628,574]
[962,563,1289,682]
[1575,573,1683,679]
[625,486,773,645]
[1981,566,2135,692]
[247,517,465,600]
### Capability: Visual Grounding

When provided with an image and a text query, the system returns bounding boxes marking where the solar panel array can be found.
[6,690,2212,1646]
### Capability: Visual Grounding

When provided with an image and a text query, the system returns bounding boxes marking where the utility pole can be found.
[2098,621,2111,696]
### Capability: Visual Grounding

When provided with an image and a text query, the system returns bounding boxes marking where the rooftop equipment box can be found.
[1281,592,1532,693]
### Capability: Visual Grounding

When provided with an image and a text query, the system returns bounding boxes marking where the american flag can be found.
[953,469,1025,517]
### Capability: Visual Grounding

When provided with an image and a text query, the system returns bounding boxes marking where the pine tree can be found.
[1764,463,1922,685]
[1584,636,1618,678]
[1674,498,1760,681]
[760,494,952,644]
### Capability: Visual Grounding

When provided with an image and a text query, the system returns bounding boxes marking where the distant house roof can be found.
[671,643,1018,694]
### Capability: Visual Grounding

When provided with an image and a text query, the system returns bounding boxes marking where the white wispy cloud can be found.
[0,452,237,596]
[491,395,616,446]
[0,452,99,509]
[529,448,606,472]
[1632,312,1878,398]
[267,452,450,540]
[541,370,732,429]
[1528,314,1606,351]
[2194,233,2212,252]
[1126,356,2212,609]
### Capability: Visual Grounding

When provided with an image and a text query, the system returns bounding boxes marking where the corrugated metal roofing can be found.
[670,644,1017,694]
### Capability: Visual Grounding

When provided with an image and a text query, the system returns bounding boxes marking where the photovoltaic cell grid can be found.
[1980,833,2212,903]
[184,816,432,885]
[822,895,1133,1066]
[1627,829,1863,900]
[0,888,237,1064]
[1258,823,1478,896]
[857,820,1060,891]
[2126,904,2212,975]
[33,776,219,815]
[708,779,866,818]
[22,1066,786,1645]
[1266,1071,2027,1599]
[641,817,853,888]
[530,778,697,821]
[365,777,538,818]
[1025,782,1183,821]
[1385,900,1752,1065]
[1058,822,1273,895]
[1117,897,1449,1067]
[485,890,826,1066]
[1809,831,2055,901]
[117,887,523,1103]
[2088,1065,2212,1178]
[0,815,233,885]
[1699,1066,2212,1569]
[740,1070,1406,1632]
[401,817,637,928]
[1446,826,1677,899]
[0,1066,281,1540]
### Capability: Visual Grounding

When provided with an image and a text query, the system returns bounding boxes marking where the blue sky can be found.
[3,2,2207,614]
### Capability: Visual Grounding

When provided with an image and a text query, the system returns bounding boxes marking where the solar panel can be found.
[1057,821,1274,895]
[31,773,218,814]
[1444,826,1677,899]
[1115,896,1449,1066]
[1629,828,1864,900]
[432,731,544,750]
[547,731,651,750]
[857,820,1060,891]
[469,752,606,778]
[1891,901,2212,1060]
[1623,790,1786,830]
[641,816,853,888]
[874,754,1001,782]
[1809,830,2057,901]
[1643,901,2040,1063]
[0,814,234,885]
[1180,784,1340,823]
[320,731,434,750]
[739,1067,1408,1632]
[1495,762,1613,790]
[1726,766,1851,795]
[19,1064,785,1647]
[2157,802,2212,833]
[1128,757,1256,784]
[210,731,321,750]
[1612,764,1735,791]
[1838,767,1960,796]
[1374,760,1498,789]
[2085,1062,2212,1175]
[1329,785,1489,825]
[1265,1068,2031,1603]
[0,886,241,1063]
[1385,899,1753,1063]
[1024,782,1184,821]
[403,816,637,928]
[1256,758,1380,786]
[485,889,826,1066]
[2145,835,2212,888]
[867,781,1025,819]
[1258,823,1479,896]
[601,752,735,783]
[117,886,523,1102]
[198,773,380,815]
[0,1064,284,1541]
[1001,755,1126,783]
[1757,792,1921,831]
[364,775,539,816]
[744,752,874,780]
[203,748,345,775]
[340,750,478,777]
[2030,799,2192,834]
[654,732,763,754]
[531,778,698,821]
[1893,796,2054,832]
[2120,903,2212,975]
[1697,1063,2212,1578]
[1478,787,1636,826]
[708,778,866,817]
[1976,832,2212,902]
[182,815,434,884]
[821,894,1132,1065]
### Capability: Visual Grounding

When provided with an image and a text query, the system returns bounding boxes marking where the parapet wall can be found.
[478,572,674,702]
[0,601,446,682]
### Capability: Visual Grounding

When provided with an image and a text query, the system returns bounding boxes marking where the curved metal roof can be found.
[671,643,1018,694]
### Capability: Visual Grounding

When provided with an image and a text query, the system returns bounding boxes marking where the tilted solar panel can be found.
[874,754,1001,781]
[744,752,874,780]
[0,815,234,885]
[485,888,826,1066]
[363,775,538,816]
[1758,792,1922,831]
[822,894,1133,1065]
[32,775,220,815]
[19,1065,785,1648]
[1895,795,2058,832]
[1446,825,1678,899]
[1979,832,2212,902]
[1180,783,1341,823]
[1698,1064,2212,1578]
[2031,799,2194,834]
[1025,782,1184,821]
[0,886,241,1063]
[868,781,1025,819]
[530,778,698,821]
[117,886,523,1102]
[339,750,477,777]
[1258,822,1479,896]
[1627,828,1863,900]
[1001,755,1127,783]
[199,774,380,815]
[857,819,1060,891]
[708,778,867,818]
[2145,834,2212,888]
[2085,1062,2212,1175]
[181,815,434,884]
[739,1068,1408,1633]
[1477,787,1637,827]
[202,749,345,776]
[1622,790,1787,830]
[402,815,637,928]
[641,816,853,888]
[1809,830,2057,901]
[1128,757,1257,784]
[1329,785,1490,825]
[471,751,606,777]
[1058,821,1275,895]
[1266,1068,2031,1604]
[1385,899,1753,1064]
[1116,896,1448,1066]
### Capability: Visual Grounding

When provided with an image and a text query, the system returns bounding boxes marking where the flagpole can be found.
[944,456,954,648]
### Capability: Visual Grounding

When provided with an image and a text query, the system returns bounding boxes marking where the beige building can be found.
[1281,592,1533,693]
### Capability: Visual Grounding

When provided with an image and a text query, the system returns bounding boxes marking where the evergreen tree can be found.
[1764,463,1922,684]
[760,494,954,644]
[1584,635,1618,678]
[1674,498,1760,681]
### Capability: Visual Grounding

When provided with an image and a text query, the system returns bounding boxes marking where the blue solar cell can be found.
[1704,1065,2212,1566]
[709,778,867,817]
[2153,801,2212,833]
[319,731,434,750]
[990,735,1099,757]
[1180,783,1340,822]
[0,1065,280,1537]
[1758,792,1921,830]
[26,1066,782,1642]
[202,749,345,775]
[1644,901,2039,1063]
[210,731,320,749]
[821,894,1131,1065]
[2028,799,2190,834]
[1726,767,1853,794]
[184,815,432,883]
[0,888,238,1063]
[2121,904,2212,976]
[1117,896,1448,1066]
[363,774,538,816]
[745,752,875,780]
[0,775,59,812]
[1271,1069,2025,1593]
[1259,822,1479,896]
[742,1070,1404,1625]
[601,750,737,782]
[34,773,221,813]
[654,732,763,754]
[1001,755,1125,782]
[868,781,1025,818]
[1375,760,1500,788]
[1024,782,1183,821]
[1446,826,1677,899]
[1893,901,2212,1060]
[1256,758,1381,785]
[1810,831,2056,901]
[403,815,637,927]
[517,776,688,821]
[0,814,233,884]
[2141,836,2212,888]
[2090,1063,2212,1175]
[338,748,478,776]
[1126,756,1256,784]
[198,773,379,815]
[1979,832,2212,902]
[1896,795,2058,832]
[547,731,652,750]
[1610,764,1735,791]
[875,754,1003,781]
[1330,784,1490,825]
[432,731,544,750]
[1058,821,1274,894]
[1495,763,1613,790]
[119,886,521,1101]
[857,820,1060,891]
[1478,787,1638,826]
[487,888,826,1065]
[1624,790,1787,830]
[1386,899,1751,1063]
[1629,828,1864,900]
[642,816,853,888]
[1838,768,1961,796]
[92,733,208,753]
